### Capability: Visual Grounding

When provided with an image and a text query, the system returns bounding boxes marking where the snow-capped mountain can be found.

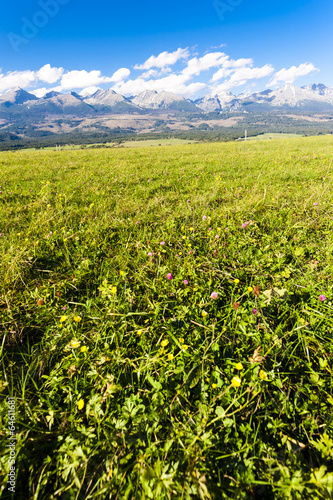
[0,87,38,107]
[25,92,96,115]
[1,83,333,120]
[195,90,236,112]
[131,90,198,111]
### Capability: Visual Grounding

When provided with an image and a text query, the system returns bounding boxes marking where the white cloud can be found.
[59,70,113,90]
[110,67,130,82]
[210,67,233,83]
[214,64,274,92]
[79,86,101,96]
[269,63,319,86]
[37,64,64,84]
[0,51,320,101]
[113,73,207,98]
[182,52,229,76]
[30,87,49,98]
[134,48,189,70]
[0,70,36,93]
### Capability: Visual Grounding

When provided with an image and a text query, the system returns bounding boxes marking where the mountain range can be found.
[1,83,333,116]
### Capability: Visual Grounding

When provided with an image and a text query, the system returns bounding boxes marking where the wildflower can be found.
[211,292,219,299]
[167,353,174,360]
[234,279,240,284]
[148,252,154,257]
[161,339,169,347]
[212,383,217,389]
[179,338,184,343]
[313,202,318,206]
[80,346,87,353]
[74,316,82,322]
[231,376,241,388]
[248,286,253,292]
[160,241,165,245]
[37,299,44,306]
[183,279,189,285]
[202,310,208,317]
[137,329,143,336]
[62,306,67,311]
[136,221,140,224]
[215,235,219,239]
[120,271,126,277]
[67,339,81,349]
[181,345,189,351]
[60,315,68,323]
[167,273,173,280]
[233,302,240,309]
[235,362,244,371]
[242,222,249,229]
[203,216,207,220]
[252,308,258,316]
[319,295,326,302]
[111,286,117,294]
[253,286,260,296]
[259,370,268,380]
[208,227,212,231]
[77,399,85,410]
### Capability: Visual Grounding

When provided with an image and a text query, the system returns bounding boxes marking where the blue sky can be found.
[0,0,332,98]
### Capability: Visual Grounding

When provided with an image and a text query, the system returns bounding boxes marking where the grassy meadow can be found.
[1,136,333,499]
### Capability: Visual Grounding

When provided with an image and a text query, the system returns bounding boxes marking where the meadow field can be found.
[1,136,333,499]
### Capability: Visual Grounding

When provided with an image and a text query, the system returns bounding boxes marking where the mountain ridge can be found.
[1,82,333,114]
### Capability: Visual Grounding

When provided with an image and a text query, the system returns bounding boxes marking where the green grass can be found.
[1,136,333,499]
[238,133,303,141]
[24,138,199,152]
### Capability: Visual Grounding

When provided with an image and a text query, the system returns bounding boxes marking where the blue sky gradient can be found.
[0,0,332,97]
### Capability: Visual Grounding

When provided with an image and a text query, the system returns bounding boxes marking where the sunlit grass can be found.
[1,136,333,499]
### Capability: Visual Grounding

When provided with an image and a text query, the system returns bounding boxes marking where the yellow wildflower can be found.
[60,316,68,323]
[77,399,84,410]
[161,339,169,347]
[231,376,241,388]
[137,330,143,336]
[234,279,240,284]
[111,286,117,294]
[212,383,217,389]
[80,346,87,353]
[259,370,268,380]
[67,339,81,349]
[248,287,253,292]
[235,362,244,371]
[179,338,184,343]
[181,345,189,351]
[202,310,208,317]
[73,316,82,322]
[120,271,126,277]
[167,353,174,360]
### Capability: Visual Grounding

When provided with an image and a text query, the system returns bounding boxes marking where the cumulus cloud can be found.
[79,86,101,96]
[134,48,189,71]
[182,52,229,76]
[110,68,130,82]
[37,64,64,84]
[214,64,275,92]
[0,50,320,100]
[113,73,207,98]
[30,87,49,98]
[0,70,36,93]
[269,63,319,86]
[59,70,112,90]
